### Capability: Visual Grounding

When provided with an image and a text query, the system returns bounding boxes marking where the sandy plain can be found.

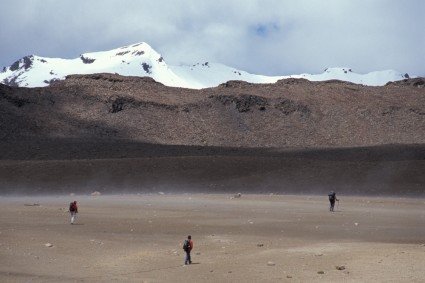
[0,194,424,283]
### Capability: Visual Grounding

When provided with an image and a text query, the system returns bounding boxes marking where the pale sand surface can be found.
[0,194,424,282]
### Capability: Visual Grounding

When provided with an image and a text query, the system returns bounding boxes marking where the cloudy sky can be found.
[1,0,424,76]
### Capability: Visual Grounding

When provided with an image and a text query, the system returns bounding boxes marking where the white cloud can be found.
[1,0,424,76]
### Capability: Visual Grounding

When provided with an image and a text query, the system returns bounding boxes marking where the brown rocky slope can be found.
[0,74,424,196]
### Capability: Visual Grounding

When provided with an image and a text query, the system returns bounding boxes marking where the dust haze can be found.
[1,142,423,197]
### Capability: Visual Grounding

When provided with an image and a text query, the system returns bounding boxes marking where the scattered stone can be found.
[91,191,101,196]
[354,222,359,226]
[317,271,324,274]
[158,192,165,195]
[315,253,323,256]
[267,261,276,266]
[336,265,346,270]
[234,193,242,198]
[257,243,264,247]
[44,243,54,248]
[286,275,292,278]
[69,193,75,196]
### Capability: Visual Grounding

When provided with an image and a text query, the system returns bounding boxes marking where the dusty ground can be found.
[0,194,424,282]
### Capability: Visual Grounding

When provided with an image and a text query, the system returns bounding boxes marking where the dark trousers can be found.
[185,251,191,264]
[330,200,335,211]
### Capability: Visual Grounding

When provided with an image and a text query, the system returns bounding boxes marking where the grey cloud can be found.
[1,0,423,76]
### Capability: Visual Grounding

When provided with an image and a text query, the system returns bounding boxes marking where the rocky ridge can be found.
[1,74,424,149]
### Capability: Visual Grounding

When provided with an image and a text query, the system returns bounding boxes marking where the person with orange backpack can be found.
[69,201,78,224]
[183,235,193,265]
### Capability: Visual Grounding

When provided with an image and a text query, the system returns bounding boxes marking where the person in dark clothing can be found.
[328,191,339,211]
[69,201,78,224]
[183,235,193,265]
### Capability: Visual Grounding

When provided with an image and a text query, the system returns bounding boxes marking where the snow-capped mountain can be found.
[0,42,412,89]
[291,67,411,86]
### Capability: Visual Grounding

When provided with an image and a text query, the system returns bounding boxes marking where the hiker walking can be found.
[183,235,193,265]
[69,201,78,224]
[328,191,339,212]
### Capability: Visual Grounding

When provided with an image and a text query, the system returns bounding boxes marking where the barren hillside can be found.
[0,74,424,195]
[0,74,424,147]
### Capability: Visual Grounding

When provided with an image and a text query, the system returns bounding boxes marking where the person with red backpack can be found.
[183,235,193,265]
[69,201,78,224]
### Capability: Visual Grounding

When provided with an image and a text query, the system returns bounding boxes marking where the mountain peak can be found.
[81,42,159,60]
